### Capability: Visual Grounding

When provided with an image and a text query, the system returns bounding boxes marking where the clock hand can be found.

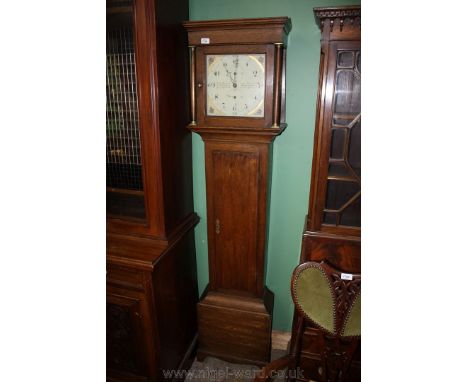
[223,66,234,83]
[223,66,237,87]
[228,70,238,88]
[229,73,237,87]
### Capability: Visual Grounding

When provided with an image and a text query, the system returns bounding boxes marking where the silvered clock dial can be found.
[206,54,266,117]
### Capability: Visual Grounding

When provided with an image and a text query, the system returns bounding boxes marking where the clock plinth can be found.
[183,17,291,365]
[197,289,274,366]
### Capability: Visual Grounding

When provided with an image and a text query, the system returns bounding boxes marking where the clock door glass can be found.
[206,54,265,117]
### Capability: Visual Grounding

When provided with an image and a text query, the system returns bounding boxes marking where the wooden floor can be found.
[186,349,287,382]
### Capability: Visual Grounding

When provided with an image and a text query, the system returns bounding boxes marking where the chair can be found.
[255,261,361,382]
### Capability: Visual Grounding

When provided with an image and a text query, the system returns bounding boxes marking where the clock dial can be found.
[206,54,265,117]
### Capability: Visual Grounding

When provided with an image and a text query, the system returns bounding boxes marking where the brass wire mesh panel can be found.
[106,26,143,191]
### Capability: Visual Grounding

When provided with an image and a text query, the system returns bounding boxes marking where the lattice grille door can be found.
[323,49,361,227]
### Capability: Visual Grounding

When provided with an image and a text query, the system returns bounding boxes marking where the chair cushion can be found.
[342,292,361,337]
[294,265,335,335]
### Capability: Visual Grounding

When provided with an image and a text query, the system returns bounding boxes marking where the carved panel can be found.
[322,335,358,382]
[106,298,144,375]
[329,272,361,335]
[298,329,361,382]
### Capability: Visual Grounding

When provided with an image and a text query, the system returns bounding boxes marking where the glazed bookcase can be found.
[293,6,361,382]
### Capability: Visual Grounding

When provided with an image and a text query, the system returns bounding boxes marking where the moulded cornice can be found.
[314,5,361,32]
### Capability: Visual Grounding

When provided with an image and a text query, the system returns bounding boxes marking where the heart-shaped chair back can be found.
[291,261,361,338]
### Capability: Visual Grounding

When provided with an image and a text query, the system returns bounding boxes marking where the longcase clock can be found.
[183,17,291,366]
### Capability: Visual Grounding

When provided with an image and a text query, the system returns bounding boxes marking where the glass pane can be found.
[325,180,359,211]
[334,69,361,114]
[330,128,345,159]
[328,162,352,178]
[106,1,146,220]
[337,51,354,68]
[348,118,361,176]
[323,212,338,225]
[323,180,360,227]
[324,205,360,226]
[341,196,361,227]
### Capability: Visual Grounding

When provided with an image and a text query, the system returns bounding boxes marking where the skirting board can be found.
[271,330,291,351]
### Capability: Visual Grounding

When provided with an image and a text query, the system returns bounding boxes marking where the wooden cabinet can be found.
[106,232,199,382]
[183,17,291,366]
[106,0,198,381]
[295,6,361,381]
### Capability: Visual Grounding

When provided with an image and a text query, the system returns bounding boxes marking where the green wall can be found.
[189,0,359,331]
